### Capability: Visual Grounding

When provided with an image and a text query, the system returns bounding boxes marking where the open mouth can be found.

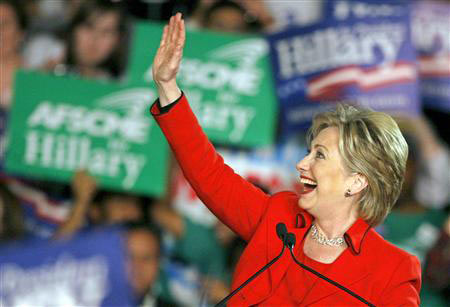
[300,176,317,194]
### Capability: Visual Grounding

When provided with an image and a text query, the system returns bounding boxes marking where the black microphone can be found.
[276,222,288,243]
[286,232,296,249]
[285,232,376,307]
[215,223,288,307]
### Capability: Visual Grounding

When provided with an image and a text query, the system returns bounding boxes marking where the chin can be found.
[297,198,313,211]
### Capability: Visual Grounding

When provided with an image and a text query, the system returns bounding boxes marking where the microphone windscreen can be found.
[276,223,287,240]
[287,233,296,248]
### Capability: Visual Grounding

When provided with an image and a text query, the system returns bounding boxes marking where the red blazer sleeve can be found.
[151,94,270,241]
[378,255,422,306]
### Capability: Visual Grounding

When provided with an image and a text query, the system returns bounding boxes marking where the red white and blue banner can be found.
[0,229,134,306]
[268,0,420,136]
[411,0,450,113]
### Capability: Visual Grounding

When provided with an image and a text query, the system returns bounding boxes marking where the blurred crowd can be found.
[0,0,449,306]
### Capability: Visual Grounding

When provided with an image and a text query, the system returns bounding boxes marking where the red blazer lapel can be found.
[267,225,310,288]
[266,198,311,297]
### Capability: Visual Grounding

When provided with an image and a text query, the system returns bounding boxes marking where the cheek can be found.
[96,34,119,60]
[137,261,158,283]
[127,206,142,220]
[107,206,128,222]
[2,24,16,38]
[1,25,22,50]
[313,166,344,193]
[74,29,91,55]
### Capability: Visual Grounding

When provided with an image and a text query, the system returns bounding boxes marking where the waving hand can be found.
[152,13,185,106]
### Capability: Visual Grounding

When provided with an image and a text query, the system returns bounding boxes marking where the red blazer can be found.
[151,94,421,306]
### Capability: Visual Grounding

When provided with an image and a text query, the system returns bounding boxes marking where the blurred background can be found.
[0,0,449,306]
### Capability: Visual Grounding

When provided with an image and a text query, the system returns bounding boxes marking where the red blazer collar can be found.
[294,211,371,255]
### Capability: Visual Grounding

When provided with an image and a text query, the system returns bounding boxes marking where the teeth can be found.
[300,178,317,186]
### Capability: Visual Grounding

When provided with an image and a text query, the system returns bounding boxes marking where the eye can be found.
[315,151,325,159]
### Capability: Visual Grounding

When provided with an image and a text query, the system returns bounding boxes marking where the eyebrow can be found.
[313,144,329,152]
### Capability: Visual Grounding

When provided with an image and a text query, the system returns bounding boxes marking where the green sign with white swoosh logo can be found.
[5,22,278,195]
[127,22,277,146]
[5,70,169,196]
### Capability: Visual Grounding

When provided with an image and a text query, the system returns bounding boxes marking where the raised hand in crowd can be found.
[395,116,445,159]
[152,12,184,106]
[54,169,97,238]
[72,169,97,203]
[395,115,450,208]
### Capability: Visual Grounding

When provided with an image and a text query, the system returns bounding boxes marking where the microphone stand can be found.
[215,223,288,307]
[285,233,376,307]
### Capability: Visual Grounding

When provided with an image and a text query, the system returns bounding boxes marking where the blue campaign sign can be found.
[268,0,420,137]
[324,0,411,21]
[0,228,134,307]
[411,0,450,113]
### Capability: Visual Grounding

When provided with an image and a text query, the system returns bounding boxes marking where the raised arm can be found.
[54,170,97,239]
[150,14,270,241]
[152,13,184,106]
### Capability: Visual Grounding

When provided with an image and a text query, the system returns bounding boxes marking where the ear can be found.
[349,173,368,195]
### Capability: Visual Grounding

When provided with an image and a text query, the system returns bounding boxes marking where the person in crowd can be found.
[0,174,73,239]
[54,170,97,238]
[425,214,450,302]
[1,0,130,239]
[98,191,146,224]
[395,116,450,209]
[197,0,263,33]
[55,169,150,238]
[149,13,421,305]
[380,133,447,306]
[24,0,129,80]
[0,184,24,243]
[0,0,27,110]
[192,0,273,32]
[57,0,129,79]
[126,222,176,307]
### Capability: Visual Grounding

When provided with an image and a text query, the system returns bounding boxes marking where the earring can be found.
[345,189,351,197]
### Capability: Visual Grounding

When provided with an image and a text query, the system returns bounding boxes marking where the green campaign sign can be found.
[5,70,169,197]
[128,22,277,146]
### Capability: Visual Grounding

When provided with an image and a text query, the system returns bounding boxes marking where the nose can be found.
[296,154,310,173]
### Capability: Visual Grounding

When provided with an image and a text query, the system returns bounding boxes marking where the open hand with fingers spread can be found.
[152,12,185,106]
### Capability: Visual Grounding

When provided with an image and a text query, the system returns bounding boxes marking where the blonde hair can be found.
[307,105,408,226]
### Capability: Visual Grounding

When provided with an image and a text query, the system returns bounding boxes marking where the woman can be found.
[0,0,27,109]
[62,0,128,79]
[150,13,421,305]
[33,0,128,80]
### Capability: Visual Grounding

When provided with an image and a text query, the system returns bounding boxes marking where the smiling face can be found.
[296,127,357,217]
